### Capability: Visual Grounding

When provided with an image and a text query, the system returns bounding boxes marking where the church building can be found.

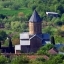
[15,10,50,54]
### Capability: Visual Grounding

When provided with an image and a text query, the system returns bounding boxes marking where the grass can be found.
[0,8,32,16]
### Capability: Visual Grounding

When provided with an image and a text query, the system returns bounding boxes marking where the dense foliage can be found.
[0,53,64,64]
[0,55,8,64]
[11,55,29,64]
[0,0,64,18]
[0,30,7,41]
[0,0,64,44]
[37,44,54,55]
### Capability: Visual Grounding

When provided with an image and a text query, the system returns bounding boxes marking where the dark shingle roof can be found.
[42,33,50,40]
[29,10,42,22]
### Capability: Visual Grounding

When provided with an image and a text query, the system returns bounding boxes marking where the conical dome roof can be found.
[29,10,42,22]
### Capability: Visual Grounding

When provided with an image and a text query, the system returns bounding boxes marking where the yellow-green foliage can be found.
[11,21,21,30]
[61,25,64,31]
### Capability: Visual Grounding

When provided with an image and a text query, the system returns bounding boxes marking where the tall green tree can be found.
[0,30,7,41]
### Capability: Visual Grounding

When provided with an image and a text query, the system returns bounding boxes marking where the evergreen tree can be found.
[8,36,13,53]
[51,36,55,45]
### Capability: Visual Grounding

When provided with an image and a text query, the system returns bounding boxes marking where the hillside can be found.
[0,0,64,46]
[0,0,64,17]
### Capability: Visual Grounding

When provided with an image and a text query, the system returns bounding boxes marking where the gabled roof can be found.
[20,33,50,40]
[46,12,58,15]
[20,32,29,39]
[42,33,50,40]
[29,34,43,40]
[48,48,58,55]
[29,10,42,22]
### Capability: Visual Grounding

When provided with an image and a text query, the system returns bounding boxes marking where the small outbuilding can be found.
[46,12,59,17]
[48,48,58,55]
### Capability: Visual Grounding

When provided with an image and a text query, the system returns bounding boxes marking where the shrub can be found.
[10,3,21,10]
[0,55,9,64]
[37,44,54,55]
[11,55,29,64]
[2,1,13,8]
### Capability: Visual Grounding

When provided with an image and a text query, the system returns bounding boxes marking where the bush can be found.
[37,44,54,55]
[10,3,21,10]
[43,26,58,35]
[11,55,29,64]
[0,55,9,64]
[2,1,13,8]
[36,57,46,62]
[54,18,62,26]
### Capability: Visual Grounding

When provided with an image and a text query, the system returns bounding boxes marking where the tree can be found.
[61,13,64,24]
[0,30,7,41]
[54,18,62,25]
[5,23,11,29]
[51,36,55,45]
[42,26,56,35]
[8,36,13,53]
[1,1,13,8]
[21,22,28,32]
[54,35,64,43]
[0,30,7,48]
[57,4,64,14]
[10,3,21,10]
[31,4,37,11]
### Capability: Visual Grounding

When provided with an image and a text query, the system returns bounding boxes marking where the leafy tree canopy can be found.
[0,30,7,41]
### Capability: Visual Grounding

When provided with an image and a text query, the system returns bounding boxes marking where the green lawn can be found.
[0,8,32,16]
